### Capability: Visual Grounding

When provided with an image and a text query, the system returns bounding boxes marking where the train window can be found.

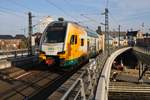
[75,35,77,44]
[70,35,77,45]
[81,39,84,46]
[43,25,67,43]
[70,35,75,44]
[87,39,90,49]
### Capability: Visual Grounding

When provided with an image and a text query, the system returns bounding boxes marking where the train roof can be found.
[47,20,99,38]
[48,20,85,28]
[86,29,99,38]
[47,20,68,27]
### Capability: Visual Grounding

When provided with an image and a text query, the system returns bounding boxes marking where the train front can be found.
[39,21,67,66]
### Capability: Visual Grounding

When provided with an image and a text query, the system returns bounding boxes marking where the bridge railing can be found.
[61,52,108,100]
[133,46,150,55]
[0,49,28,59]
[95,47,131,100]
[0,48,38,60]
[60,46,129,100]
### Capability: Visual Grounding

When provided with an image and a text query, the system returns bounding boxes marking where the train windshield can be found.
[43,25,67,43]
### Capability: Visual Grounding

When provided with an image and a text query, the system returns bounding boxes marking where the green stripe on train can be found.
[63,58,78,68]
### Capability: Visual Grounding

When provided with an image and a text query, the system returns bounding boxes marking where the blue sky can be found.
[0,0,150,36]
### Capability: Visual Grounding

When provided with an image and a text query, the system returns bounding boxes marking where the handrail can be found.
[95,47,131,100]
[133,46,150,55]
[60,46,129,100]
[61,52,108,100]
[0,49,27,59]
[61,72,86,100]
[0,48,38,60]
[0,49,28,53]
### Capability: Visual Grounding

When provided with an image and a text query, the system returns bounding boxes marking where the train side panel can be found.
[87,31,100,58]
[38,21,103,68]
[58,23,88,67]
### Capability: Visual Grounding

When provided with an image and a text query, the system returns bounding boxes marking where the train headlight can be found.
[57,51,65,54]
[39,51,46,61]
[40,51,46,55]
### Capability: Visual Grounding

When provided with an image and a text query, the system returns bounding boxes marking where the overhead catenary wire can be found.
[107,1,150,30]
[104,0,124,32]
[0,6,20,13]
[109,11,143,31]
[0,7,39,35]
[63,0,102,26]
[109,12,119,25]
[3,0,44,22]
[62,0,99,31]
[0,6,21,13]
[62,0,86,22]
[7,0,40,14]
[109,12,123,31]
[45,0,79,22]
[80,14,100,24]
[80,13,100,16]
[0,7,25,18]
[0,11,3,15]
[106,0,109,9]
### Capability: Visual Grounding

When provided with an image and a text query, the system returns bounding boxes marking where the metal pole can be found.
[142,22,144,33]
[28,12,32,56]
[105,8,109,56]
[118,25,121,47]
[139,61,141,80]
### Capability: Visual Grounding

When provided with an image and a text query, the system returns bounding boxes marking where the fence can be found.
[61,52,108,100]
[133,46,150,55]
[0,48,38,60]
[60,46,129,100]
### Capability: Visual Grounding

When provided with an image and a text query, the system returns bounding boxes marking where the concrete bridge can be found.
[95,46,150,100]
[0,47,149,100]
[95,47,131,100]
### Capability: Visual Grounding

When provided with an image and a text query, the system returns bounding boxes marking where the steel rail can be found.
[29,66,82,100]
[0,71,51,99]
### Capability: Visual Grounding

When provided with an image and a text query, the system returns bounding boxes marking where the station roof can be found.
[126,31,138,36]
[15,34,26,39]
[0,35,14,39]
[0,34,26,40]
[143,33,150,37]
[86,29,99,38]
[101,31,127,38]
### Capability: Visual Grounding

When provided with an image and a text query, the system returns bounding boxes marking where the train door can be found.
[70,34,78,60]
[87,38,89,54]
[95,38,97,52]
[80,35,87,54]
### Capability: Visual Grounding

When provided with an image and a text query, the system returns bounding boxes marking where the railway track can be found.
[48,67,86,100]
[0,61,84,100]
[109,81,150,92]
[29,66,81,100]
[0,67,27,79]
[48,53,108,100]
[109,81,150,100]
